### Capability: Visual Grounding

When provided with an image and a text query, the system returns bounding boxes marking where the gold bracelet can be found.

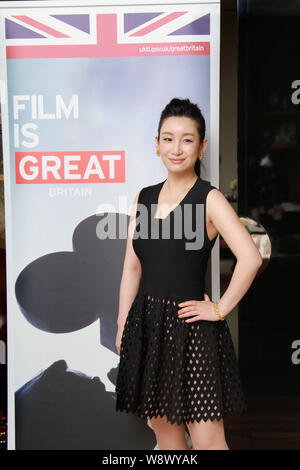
[213,301,224,321]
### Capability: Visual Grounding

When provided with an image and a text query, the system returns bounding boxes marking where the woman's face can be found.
[155,116,207,173]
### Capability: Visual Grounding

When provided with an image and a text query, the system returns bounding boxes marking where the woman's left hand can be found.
[177,293,222,322]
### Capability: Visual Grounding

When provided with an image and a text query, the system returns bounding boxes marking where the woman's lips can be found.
[169,158,185,164]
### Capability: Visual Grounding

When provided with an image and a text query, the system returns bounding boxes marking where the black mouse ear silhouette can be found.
[14,212,130,341]
[72,212,129,296]
[72,212,129,273]
[15,251,104,333]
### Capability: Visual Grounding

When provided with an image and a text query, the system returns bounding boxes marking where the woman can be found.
[115,98,262,450]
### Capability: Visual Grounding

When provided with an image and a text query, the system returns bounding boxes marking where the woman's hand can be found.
[177,293,222,322]
[115,327,124,355]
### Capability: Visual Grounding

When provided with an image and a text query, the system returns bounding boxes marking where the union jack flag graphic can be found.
[5,9,210,59]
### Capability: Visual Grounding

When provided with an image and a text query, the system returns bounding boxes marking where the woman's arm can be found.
[117,190,142,332]
[207,188,263,318]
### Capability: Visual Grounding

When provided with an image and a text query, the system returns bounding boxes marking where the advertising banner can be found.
[0,0,220,449]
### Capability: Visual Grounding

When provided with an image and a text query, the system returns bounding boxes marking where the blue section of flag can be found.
[52,14,90,34]
[169,13,210,36]
[124,12,162,33]
[5,18,45,39]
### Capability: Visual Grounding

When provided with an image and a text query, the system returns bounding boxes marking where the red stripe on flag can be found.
[13,15,70,38]
[129,11,187,37]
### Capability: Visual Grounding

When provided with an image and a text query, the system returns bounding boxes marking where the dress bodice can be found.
[132,177,218,301]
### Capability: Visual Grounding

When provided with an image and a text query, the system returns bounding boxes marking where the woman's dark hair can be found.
[157,98,206,177]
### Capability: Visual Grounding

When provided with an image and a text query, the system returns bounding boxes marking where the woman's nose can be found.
[173,141,183,155]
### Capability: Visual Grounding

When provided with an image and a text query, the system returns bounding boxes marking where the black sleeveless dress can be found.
[115,176,247,425]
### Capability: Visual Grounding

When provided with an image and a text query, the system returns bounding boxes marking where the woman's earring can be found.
[156,150,160,156]
[199,153,203,160]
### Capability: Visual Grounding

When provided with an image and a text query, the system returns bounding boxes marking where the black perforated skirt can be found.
[115,291,248,425]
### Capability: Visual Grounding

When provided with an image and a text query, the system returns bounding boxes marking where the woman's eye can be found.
[163,138,192,142]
